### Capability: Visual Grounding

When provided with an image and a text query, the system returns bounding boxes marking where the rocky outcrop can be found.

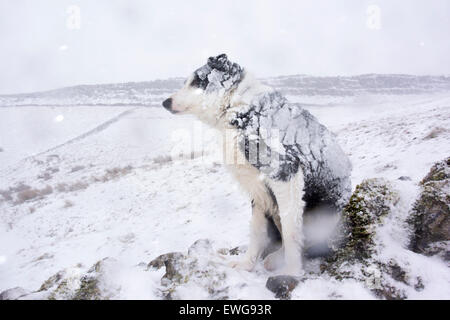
[148,239,229,299]
[328,178,400,264]
[322,178,409,299]
[40,258,117,300]
[407,157,450,260]
[1,258,118,300]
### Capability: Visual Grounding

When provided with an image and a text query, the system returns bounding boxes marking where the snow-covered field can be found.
[0,76,449,299]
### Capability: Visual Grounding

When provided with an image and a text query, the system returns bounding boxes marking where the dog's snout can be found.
[162,98,172,110]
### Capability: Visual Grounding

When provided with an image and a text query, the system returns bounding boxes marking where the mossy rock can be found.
[371,285,407,300]
[329,178,400,264]
[148,240,228,299]
[36,258,115,300]
[38,270,66,292]
[148,252,188,285]
[71,258,116,300]
[420,157,450,183]
[72,276,102,300]
[408,157,450,258]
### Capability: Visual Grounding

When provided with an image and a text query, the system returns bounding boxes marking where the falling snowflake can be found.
[54,115,64,122]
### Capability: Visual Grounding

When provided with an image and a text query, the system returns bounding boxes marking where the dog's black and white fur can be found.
[163,54,352,275]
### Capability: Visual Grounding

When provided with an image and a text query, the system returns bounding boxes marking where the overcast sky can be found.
[1,0,449,94]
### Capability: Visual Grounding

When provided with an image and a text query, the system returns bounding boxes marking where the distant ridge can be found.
[1,74,450,107]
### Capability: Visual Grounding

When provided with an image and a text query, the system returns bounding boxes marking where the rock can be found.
[329,178,400,263]
[72,275,101,300]
[188,239,213,256]
[387,261,408,285]
[3,260,114,300]
[229,246,247,256]
[147,252,187,284]
[147,240,228,299]
[71,258,115,300]
[420,241,450,260]
[266,275,301,299]
[148,252,184,270]
[414,277,425,292]
[38,270,66,292]
[163,257,189,284]
[398,176,411,181]
[0,287,28,300]
[35,258,117,300]
[407,157,450,259]
[216,245,247,256]
[321,178,409,300]
[371,285,407,300]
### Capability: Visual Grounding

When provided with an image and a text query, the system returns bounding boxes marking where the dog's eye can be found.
[190,74,208,89]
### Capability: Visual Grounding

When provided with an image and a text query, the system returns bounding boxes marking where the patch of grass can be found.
[92,165,133,183]
[153,155,172,165]
[37,172,52,181]
[67,181,89,192]
[1,183,32,202]
[63,200,74,208]
[16,189,40,203]
[70,165,85,173]
[16,185,53,204]
[56,181,89,192]
[56,183,68,192]
[0,189,13,202]
[423,127,447,140]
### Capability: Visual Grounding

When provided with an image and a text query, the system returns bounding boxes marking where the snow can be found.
[0,75,449,299]
[0,106,129,169]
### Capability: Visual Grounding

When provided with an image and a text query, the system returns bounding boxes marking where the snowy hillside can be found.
[1,74,450,107]
[0,75,449,299]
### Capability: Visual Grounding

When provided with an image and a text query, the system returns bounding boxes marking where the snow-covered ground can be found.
[0,75,449,299]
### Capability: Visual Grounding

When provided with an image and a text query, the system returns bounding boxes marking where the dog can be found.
[162,54,352,275]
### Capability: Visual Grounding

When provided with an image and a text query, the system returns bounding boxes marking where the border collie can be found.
[162,54,352,275]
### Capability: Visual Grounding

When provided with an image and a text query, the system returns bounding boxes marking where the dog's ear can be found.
[196,54,243,91]
[207,54,230,72]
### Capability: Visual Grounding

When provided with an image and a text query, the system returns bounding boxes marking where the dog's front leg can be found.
[279,203,304,276]
[230,200,270,271]
[269,174,305,276]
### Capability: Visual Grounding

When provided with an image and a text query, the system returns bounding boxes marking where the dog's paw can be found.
[263,249,284,271]
[228,258,256,271]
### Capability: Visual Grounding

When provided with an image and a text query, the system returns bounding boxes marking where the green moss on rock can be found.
[38,271,66,292]
[72,276,102,300]
[329,178,400,263]
[35,258,116,300]
[148,240,228,300]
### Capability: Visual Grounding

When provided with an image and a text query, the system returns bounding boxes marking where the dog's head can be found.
[162,54,244,119]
